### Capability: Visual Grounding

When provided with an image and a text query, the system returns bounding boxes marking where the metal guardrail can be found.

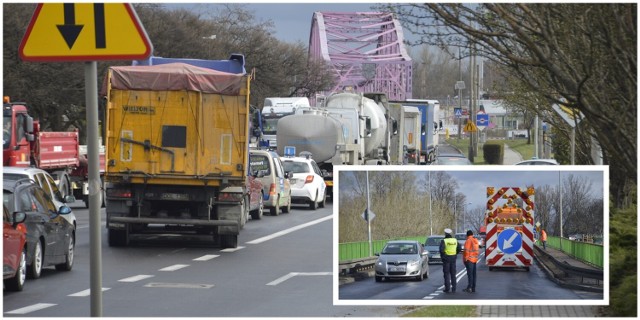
[338,257,377,275]
[534,245,603,285]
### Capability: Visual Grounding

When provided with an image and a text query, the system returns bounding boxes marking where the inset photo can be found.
[334,166,608,306]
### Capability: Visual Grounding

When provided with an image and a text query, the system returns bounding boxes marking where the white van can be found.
[249,150,292,215]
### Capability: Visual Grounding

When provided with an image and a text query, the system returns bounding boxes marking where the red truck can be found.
[3,96,105,207]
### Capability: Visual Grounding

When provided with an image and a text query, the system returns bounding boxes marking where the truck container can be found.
[2,96,104,207]
[103,55,250,248]
[276,92,395,197]
[392,99,440,164]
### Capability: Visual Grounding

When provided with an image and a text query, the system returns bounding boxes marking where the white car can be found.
[3,167,77,227]
[281,155,327,210]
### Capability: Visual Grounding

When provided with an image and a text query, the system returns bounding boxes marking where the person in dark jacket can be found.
[439,228,462,293]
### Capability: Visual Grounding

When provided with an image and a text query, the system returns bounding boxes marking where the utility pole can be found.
[457,47,462,141]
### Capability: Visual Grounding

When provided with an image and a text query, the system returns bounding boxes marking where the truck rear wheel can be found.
[108,228,129,247]
[220,234,238,248]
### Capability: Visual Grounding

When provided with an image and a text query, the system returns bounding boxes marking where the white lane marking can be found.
[423,296,435,299]
[247,215,333,244]
[267,272,331,286]
[68,288,111,297]
[119,274,155,282]
[220,246,245,253]
[5,303,57,314]
[193,254,220,261]
[159,264,190,271]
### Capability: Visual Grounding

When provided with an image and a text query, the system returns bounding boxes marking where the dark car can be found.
[424,235,445,264]
[3,179,75,279]
[431,153,472,165]
[3,204,28,291]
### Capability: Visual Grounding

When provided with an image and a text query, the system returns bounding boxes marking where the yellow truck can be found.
[103,55,251,248]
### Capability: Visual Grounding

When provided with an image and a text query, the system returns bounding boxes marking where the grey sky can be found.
[164,3,410,44]
[337,167,606,210]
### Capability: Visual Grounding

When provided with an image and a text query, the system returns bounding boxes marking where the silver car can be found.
[374,240,429,282]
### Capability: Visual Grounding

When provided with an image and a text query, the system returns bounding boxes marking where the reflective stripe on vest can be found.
[464,237,479,263]
[443,238,458,255]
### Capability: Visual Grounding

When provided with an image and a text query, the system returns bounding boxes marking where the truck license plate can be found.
[161,193,189,201]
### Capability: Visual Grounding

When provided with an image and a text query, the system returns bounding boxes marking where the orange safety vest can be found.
[541,230,547,241]
[463,236,479,263]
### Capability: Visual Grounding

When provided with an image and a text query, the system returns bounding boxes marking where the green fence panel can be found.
[542,236,603,268]
[339,236,426,261]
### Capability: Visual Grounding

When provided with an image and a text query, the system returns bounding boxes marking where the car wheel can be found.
[309,192,318,210]
[319,190,326,208]
[416,269,424,281]
[5,249,27,291]
[270,196,281,216]
[28,240,43,279]
[282,193,291,213]
[250,193,264,220]
[55,234,74,271]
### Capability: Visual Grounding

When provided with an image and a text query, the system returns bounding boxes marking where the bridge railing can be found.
[539,236,604,268]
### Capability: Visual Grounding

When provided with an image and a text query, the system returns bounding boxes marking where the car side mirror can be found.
[64,195,76,203]
[12,211,27,227]
[58,205,72,215]
[285,171,293,179]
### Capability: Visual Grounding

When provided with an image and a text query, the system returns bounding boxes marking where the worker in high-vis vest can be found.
[439,228,461,293]
[463,230,480,293]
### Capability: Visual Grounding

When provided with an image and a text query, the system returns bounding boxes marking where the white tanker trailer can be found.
[276,92,395,198]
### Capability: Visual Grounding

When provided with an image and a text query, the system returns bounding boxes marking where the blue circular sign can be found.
[497,229,522,255]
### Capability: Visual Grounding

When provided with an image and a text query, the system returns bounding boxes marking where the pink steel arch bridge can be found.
[309,11,413,101]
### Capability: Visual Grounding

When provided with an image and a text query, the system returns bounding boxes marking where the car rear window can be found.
[283,161,310,174]
[250,155,271,175]
[426,237,444,246]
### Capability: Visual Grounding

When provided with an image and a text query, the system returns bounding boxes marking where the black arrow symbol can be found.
[94,3,106,49]
[56,3,84,49]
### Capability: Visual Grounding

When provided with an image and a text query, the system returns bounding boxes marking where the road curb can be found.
[533,248,603,293]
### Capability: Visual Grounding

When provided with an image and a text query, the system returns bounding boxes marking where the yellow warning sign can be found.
[464,121,477,132]
[19,3,152,62]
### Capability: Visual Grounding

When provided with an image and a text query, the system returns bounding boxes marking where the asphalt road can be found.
[3,200,401,317]
[338,252,603,301]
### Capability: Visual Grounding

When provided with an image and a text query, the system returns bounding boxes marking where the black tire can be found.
[282,193,291,213]
[27,240,43,279]
[55,234,74,271]
[220,234,238,248]
[270,196,281,216]
[5,249,26,291]
[318,190,327,208]
[309,192,318,210]
[108,228,129,247]
[250,193,264,220]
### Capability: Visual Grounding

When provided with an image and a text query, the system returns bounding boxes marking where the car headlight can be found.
[409,259,419,267]
[376,260,384,266]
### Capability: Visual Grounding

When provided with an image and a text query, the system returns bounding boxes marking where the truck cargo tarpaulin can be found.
[102,63,244,96]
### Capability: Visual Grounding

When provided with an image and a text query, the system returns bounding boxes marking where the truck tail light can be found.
[269,183,276,196]
[304,175,314,184]
[106,188,132,198]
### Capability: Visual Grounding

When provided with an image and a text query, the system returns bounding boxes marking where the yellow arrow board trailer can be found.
[103,58,250,248]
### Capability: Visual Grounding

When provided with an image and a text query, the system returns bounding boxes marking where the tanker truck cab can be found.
[248,149,292,216]
[260,97,310,149]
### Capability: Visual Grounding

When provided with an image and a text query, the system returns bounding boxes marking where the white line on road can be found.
[220,246,245,253]
[119,274,155,282]
[267,272,331,286]
[193,254,220,261]
[247,215,333,244]
[5,303,57,314]
[159,264,190,271]
[68,288,111,297]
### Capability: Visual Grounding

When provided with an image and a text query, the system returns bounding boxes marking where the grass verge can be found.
[401,305,477,317]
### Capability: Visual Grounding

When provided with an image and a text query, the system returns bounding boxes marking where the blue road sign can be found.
[497,229,522,254]
[454,108,462,118]
[284,146,296,157]
[476,113,489,126]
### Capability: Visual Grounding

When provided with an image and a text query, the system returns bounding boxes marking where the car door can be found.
[272,156,290,203]
[29,186,63,259]
[3,205,22,276]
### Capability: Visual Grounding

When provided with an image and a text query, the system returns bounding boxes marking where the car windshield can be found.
[250,155,271,175]
[455,234,467,241]
[426,237,443,246]
[381,243,417,255]
[282,161,309,174]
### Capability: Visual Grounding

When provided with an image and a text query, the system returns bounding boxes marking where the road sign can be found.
[454,108,462,118]
[284,146,296,157]
[464,121,477,132]
[476,114,489,126]
[551,103,583,128]
[497,229,522,255]
[19,3,152,62]
[361,209,376,222]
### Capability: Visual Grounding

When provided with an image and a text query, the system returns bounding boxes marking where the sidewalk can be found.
[503,143,523,164]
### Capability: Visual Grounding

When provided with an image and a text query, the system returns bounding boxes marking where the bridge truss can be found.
[309,12,413,101]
